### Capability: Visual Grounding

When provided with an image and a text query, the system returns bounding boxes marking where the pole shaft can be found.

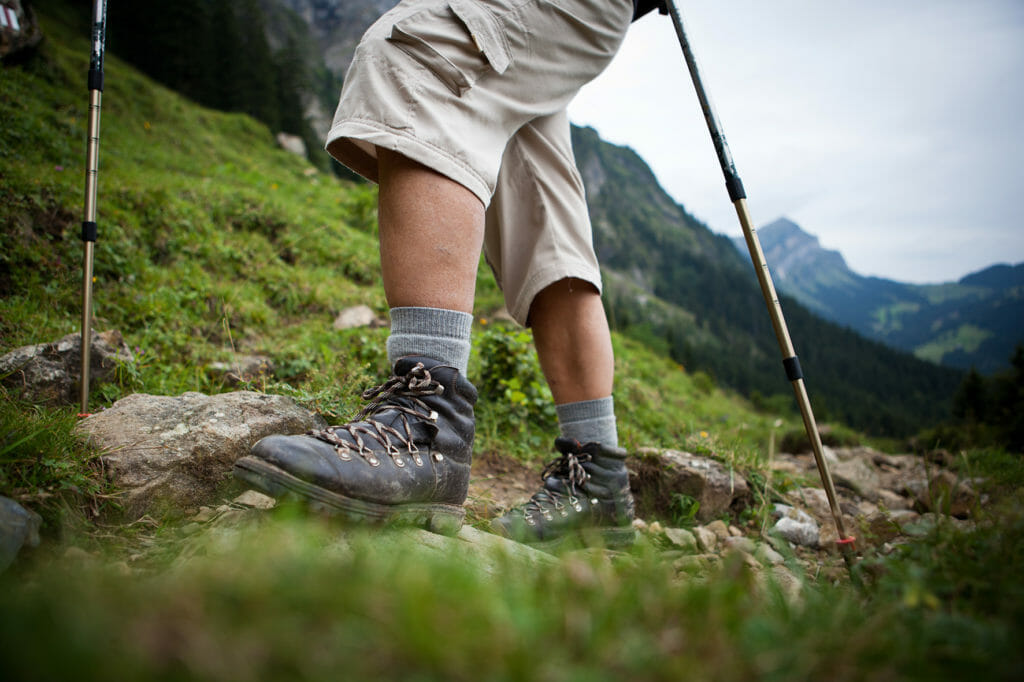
[80,1,107,414]
[665,0,853,550]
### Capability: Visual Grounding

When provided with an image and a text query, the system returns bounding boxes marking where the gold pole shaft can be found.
[80,88,102,414]
[734,199,850,541]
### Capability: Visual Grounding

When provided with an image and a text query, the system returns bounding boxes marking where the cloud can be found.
[568,0,1024,283]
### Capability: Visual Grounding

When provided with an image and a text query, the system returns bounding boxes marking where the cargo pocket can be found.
[387,0,513,97]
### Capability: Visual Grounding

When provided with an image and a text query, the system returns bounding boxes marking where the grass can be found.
[1,4,1023,680]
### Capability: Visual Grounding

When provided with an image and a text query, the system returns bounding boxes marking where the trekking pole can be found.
[663,0,858,575]
[79,0,108,415]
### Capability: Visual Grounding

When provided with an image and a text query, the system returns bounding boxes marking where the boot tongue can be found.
[393,355,447,376]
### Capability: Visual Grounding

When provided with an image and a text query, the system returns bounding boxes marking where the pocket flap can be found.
[448,0,511,74]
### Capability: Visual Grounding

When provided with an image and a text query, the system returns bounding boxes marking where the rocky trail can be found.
[1,330,982,589]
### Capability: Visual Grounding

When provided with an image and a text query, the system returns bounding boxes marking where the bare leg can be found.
[529,278,614,405]
[377,148,485,313]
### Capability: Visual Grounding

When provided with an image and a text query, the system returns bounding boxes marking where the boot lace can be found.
[522,444,592,526]
[308,362,444,468]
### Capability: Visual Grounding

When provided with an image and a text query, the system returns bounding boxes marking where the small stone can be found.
[754,543,785,566]
[631,518,649,532]
[728,524,743,537]
[333,305,385,330]
[723,536,756,554]
[705,519,730,541]
[191,506,217,523]
[664,527,698,551]
[233,490,277,510]
[774,516,819,548]
[648,521,664,535]
[63,546,96,562]
[694,525,718,552]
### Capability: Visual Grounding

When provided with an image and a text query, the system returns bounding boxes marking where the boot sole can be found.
[490,522,637,553]
[232,455,465,536]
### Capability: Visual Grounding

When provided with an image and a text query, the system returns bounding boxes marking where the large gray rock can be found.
[75,391,326,519]
[629,448,751,522]
[0,495,41,571]
[0,330,133,405]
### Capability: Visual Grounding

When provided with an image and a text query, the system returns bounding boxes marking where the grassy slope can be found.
[1,6,1022,680]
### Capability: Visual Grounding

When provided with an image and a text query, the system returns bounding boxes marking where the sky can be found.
[567,0,1024,284]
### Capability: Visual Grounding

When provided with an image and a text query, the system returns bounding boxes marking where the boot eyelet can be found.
[394,456,406,468]
[429,410,439,422]
[412,455,424,467]
[335,448,352,462]
[432,453,443,462]
[367,456,381,467]
[559,509,568,517]
[542,511,553,521]
[590,498,599,505]
[573,502,583,512]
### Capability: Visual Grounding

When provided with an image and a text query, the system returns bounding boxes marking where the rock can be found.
[790,487,833,524]
[772,505,819,548]
[208,355,275,385]
[0,330,133,405]
[0,1,43,60]
[664,527,697,551]
[232,490,276,510]
[758,565,803,602]
[858,511,904,547]
[629,448,751,522]
[673,553,719,573]
[908,470,979,518]
[754,543,785,566]
[75,391,326,519]
[704,519,731,542]
[877,488,913,511]
[333,305,386,330]
[831,454,882,501]
[693,525,718,552]
[723,536,756,555]
[276,132,307,157]
[0,496,42,571]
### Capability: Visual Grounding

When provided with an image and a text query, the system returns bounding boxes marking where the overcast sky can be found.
[567,0,1024,284]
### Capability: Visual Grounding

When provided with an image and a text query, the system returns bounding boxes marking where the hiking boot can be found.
[490,437,636,550]
[233,356,477,535]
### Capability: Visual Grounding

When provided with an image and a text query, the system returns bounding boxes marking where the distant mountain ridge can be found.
[735,219,1024,373]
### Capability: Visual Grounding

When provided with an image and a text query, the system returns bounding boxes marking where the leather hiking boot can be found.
[490,437,636,550]
[233,356,477,535]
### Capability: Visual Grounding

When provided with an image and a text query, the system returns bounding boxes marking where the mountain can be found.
[570,129,962,436]
[737,219,1024,374]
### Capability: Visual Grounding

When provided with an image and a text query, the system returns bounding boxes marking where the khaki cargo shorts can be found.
[325,0,634,324]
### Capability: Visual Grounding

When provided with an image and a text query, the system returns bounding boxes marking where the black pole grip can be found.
[725,174,746,202]
[88,68,104,92]
[783,356,803,382]
[81,221,98,242]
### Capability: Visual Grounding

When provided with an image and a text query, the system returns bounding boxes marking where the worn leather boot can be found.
[233,356,477,535]
[490,437,636,549]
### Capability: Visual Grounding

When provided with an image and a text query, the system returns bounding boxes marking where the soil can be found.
[466,450,539,522]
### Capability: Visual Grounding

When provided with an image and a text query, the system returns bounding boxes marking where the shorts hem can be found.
[510,263,603,327]
[326,118,493,206]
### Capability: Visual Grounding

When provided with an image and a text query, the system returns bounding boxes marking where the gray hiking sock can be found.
[386,306,473,376]
[557,396,619,449]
